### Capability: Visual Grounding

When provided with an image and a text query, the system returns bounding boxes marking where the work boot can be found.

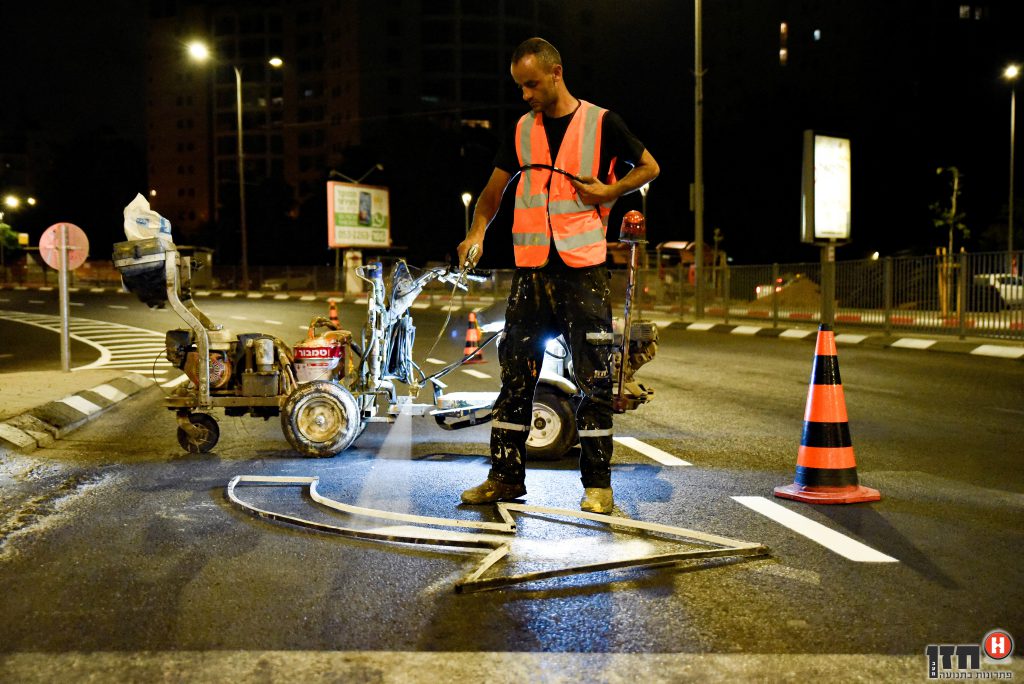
[461,478,527,505]
[580,487,614,514]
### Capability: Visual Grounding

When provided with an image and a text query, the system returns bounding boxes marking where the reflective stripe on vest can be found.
[512,100,617,268]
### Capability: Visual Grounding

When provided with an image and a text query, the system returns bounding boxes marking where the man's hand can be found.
[457,233,484,268]
[570,176,615,205]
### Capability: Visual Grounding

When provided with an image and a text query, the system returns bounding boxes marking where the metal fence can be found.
[626,250,1023,342]
[2,250,1021,341]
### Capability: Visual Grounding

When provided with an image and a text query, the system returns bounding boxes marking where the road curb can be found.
[0,373,155,455]
[664,321,1024,360]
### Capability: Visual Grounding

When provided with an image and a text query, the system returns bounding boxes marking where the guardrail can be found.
[2,250,1020,341]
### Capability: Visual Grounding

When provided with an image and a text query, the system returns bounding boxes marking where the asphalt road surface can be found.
[1,289,1022,682]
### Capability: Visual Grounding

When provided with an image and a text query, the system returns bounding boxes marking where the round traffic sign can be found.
[39,222,89,271]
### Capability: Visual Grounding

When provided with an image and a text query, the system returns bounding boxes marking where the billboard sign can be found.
[801,131,851,244]
[327,181,391,248]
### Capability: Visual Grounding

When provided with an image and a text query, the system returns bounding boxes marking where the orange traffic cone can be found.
[328,299,339,328]
[463,312,485,364]
[774,324,880,504]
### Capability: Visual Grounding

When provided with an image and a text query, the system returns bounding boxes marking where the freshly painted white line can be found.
[425,358,446,365]
[970,345,1024,359]
[780,329,815,339]
[890,338,937,350]
[687,322,716,331]
[835,333,868,344]
[263,319,283,326]
[613,436,692,466]
[60,395,103,416]
[91,384,129,402]
[732,496,898,563]
[107,305,129,310]
[460,368,491,379]
[730,325,762,335]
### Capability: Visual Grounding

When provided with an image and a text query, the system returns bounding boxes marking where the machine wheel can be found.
[281,381,361,457]
[527,386,578,461]
[176,413,220,454]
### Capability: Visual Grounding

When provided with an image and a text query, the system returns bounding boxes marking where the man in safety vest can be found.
[457,37,660,513]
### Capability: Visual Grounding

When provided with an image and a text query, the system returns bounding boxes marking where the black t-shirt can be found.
[494,106,645,271]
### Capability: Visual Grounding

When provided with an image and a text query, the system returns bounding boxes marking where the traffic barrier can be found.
[774,324,881,504]
[328,299,339,327]
[463,312,485,364]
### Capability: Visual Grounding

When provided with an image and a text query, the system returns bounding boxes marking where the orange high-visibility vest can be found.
[512,100,618,268]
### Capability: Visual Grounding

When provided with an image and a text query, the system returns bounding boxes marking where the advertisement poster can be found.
[327,181,391,248]
[801,131,852,244]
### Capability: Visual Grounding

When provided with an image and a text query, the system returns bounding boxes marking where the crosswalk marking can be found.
[613,436,692,466]
[732,496,898,563]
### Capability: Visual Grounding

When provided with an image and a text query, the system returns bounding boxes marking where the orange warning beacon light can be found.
[774,324,881,504]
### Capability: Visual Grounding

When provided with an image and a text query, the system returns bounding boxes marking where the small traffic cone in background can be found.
[328,299,339,328]
[774,324,880,504]
[463,312,485,364]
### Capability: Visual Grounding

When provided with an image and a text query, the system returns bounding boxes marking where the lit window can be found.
[779,48,788,66]
[813,29,821,41]
[959,5,971,19]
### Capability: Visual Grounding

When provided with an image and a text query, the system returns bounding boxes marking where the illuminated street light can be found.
[461,192,472,236]
[1004,64,1019,265]
[4,195,20,209]
[188,40,283,292]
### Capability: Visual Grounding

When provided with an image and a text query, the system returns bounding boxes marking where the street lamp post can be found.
[461,192,472,236]
[1005,64,1019,269]
[188,41,282,292]
[234,65,249,292]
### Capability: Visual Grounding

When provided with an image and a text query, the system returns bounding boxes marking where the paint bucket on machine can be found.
[293,317,350,384]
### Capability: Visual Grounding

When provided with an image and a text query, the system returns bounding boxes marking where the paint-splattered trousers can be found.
[488,266,615,488]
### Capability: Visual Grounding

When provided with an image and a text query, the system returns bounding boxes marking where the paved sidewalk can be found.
[0,369,153,456]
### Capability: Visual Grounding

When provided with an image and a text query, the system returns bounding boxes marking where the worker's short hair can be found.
[511,37,562,71]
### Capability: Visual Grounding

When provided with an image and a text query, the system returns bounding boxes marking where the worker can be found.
[457,37,660,513]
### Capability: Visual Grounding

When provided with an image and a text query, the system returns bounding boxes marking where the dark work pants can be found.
[488,267,615,489]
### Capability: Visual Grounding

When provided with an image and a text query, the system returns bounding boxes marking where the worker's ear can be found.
[551,64,563,83]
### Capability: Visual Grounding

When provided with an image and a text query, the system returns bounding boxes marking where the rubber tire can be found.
[281,381,361,457]
[526,386,578,461]
[176,413,220,454]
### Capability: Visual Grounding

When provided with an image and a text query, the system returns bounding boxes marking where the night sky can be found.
[2,1,1021,267]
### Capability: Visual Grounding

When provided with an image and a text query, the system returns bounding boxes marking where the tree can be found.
[931,166,969,256]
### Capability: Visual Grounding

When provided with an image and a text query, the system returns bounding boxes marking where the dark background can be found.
[1,0,1021,268]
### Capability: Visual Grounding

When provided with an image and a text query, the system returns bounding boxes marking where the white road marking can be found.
[732,496,898,563]
[835,333,868,344]
[90,288,105,293]
[230,315,249,321]
[300,295,316,301]
[890,338,936,350]
[971,345,1024,359]
[412,302,430,309]
[460,368,491,379]
[730,325,762,335]
[107,305,129,310]
[161,374,189,388]
[29,300,45,304]
[425,358,446,365]
[222,292,239,298]
[780,329,814,339]
[273,294,290,300]
[687,322,716,331]
[263,320,283,325]
[246,293,264,299]
[613,436,692,466]
[70,302,84,307]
